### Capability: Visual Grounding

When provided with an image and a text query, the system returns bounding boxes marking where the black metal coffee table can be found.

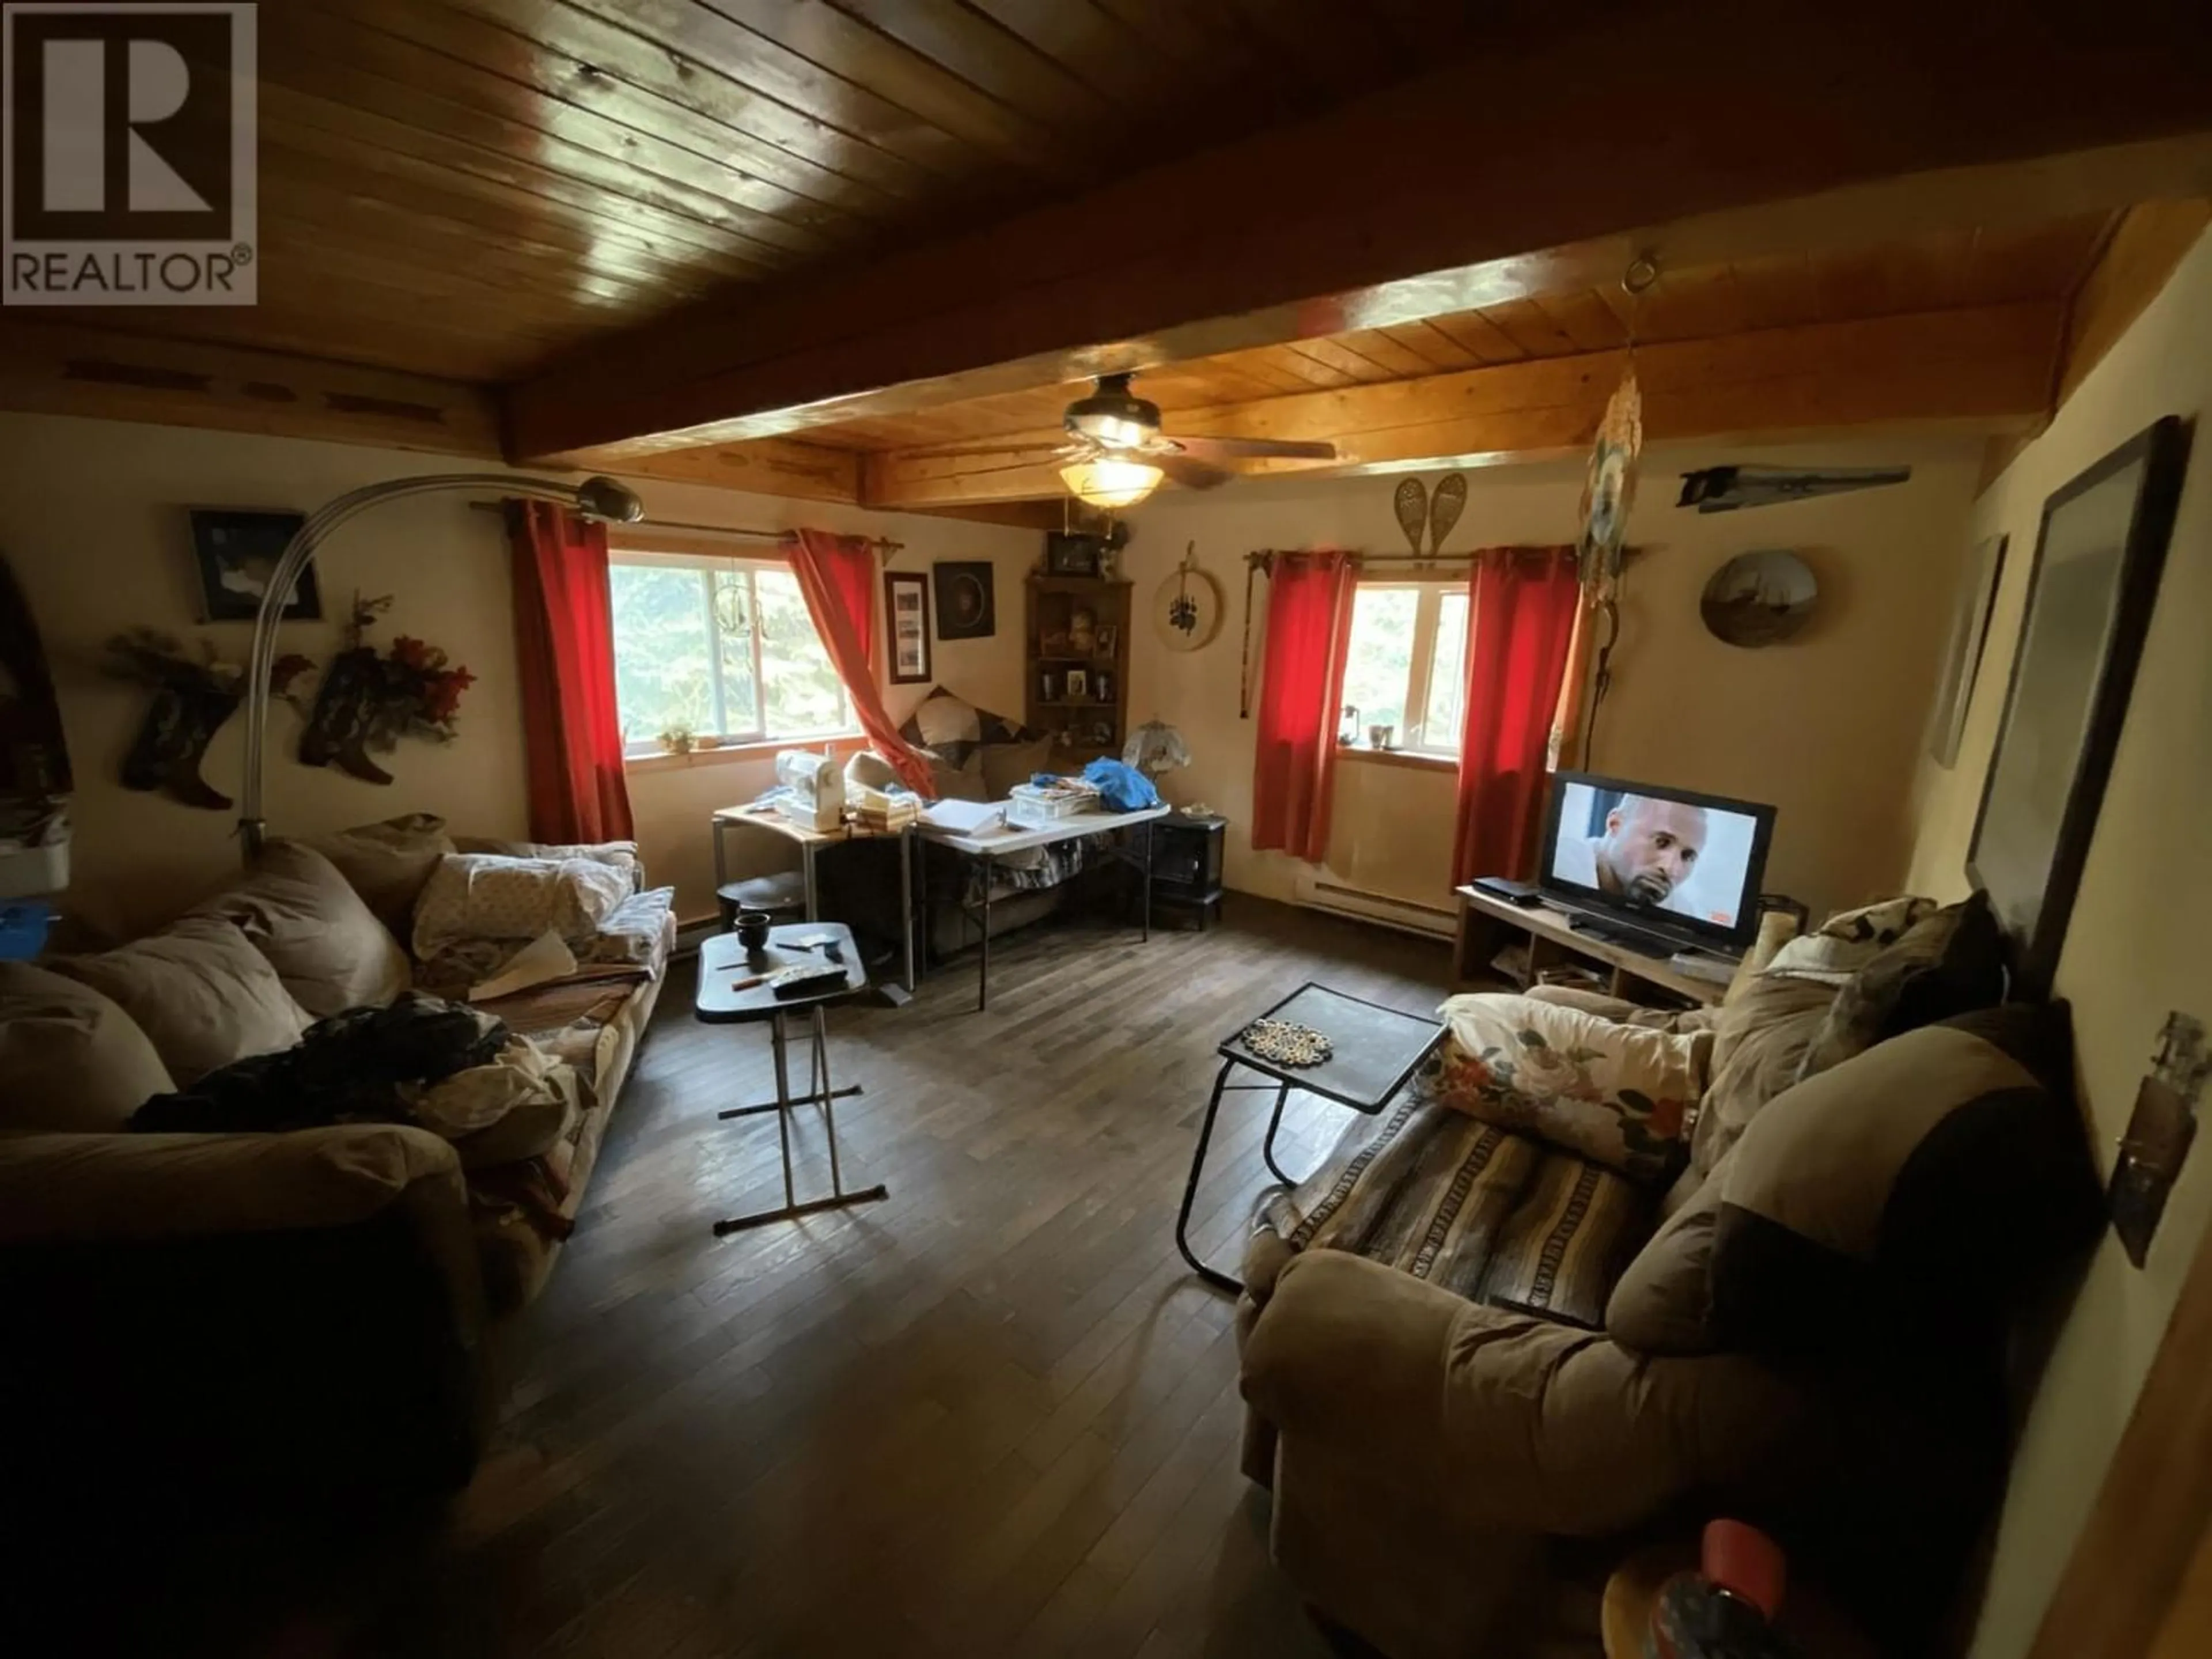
[1175,982,1444,1293]
[694,921,887,1236]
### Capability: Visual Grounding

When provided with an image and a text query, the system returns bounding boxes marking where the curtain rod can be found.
[1244,546,1645,569]
[465,500,903,554]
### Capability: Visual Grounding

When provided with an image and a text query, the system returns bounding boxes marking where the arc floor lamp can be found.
[237,472,645,859]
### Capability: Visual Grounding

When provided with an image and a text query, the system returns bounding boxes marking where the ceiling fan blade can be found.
[1154,451,1234,491]
[902,440,1075,461]
[1175,434,1338,461]
[940,454,1083,480]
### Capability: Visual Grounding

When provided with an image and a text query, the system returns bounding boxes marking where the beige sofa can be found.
[1236,897,2099,1658]
[0,815,674,1569]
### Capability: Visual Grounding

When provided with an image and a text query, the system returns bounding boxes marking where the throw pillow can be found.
[1793,891,2006,1082]
[1605,1148,1733,1355]
[912,688,981,747]
[51,916,308,1086]
[925,748,989,803]
[1688,971,1839,1180]
[982,734,1058,800]
[1709,1003,2099,1358]
[297,812,456,937]
[1762,895,1936,984]
[199,842,411,1018]
[1426,993,1705,1184]
[0,963,176,1132]
[453,836,642,888]
[412,853,634,963]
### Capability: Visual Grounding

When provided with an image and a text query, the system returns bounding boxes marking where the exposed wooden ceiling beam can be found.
[503,0,2212,461]
[554,438,860,504]
[0,318,504,457]
[859,303,2066,506]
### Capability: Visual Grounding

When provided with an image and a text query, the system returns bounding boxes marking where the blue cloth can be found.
[0,902,52,961]
[1081,758,1160,812]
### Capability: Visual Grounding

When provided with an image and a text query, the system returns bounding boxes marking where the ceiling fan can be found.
[909,373,1339,507]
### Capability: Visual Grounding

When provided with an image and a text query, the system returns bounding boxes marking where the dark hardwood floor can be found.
[289,897,1451,1659]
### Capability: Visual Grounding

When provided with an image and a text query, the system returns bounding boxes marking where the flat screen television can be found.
[1536,770,1777,952]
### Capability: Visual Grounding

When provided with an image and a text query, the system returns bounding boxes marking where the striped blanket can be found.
[1249,1090,1656,1330]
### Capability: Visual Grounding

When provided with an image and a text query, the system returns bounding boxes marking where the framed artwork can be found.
[1045,532,1100,577]
[187,507,317,622]
[1097,623,1118,656]
[884,570,931,685]
[1065,667,1089,700]
[1926,532,2009,767]
[1967,415,2191,1000]
[933,560,995,639]
[1699,548,1819,647]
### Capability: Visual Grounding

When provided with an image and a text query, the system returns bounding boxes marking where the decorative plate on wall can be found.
[1700,550,1819,647]
[1153,546,1222,651]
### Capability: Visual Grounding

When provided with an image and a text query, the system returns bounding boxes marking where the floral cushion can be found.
[1423,993,1707,1184]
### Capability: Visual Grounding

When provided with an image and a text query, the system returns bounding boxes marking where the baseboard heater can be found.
[1293,874,1456,940]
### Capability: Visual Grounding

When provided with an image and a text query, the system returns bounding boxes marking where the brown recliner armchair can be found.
[1235,903,2093,1658]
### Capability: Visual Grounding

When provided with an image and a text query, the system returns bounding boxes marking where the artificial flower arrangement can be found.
[293,594,475,785]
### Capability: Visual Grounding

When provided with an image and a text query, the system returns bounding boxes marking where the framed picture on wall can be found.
[884,569,931,684]
[187,507,317,622]
[1967,414,2191,1000]
[933,560,995,639]
[1926,532,2009,767]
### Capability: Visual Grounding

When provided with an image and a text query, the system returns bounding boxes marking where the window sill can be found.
[1337,745,1457,773]
[626,734,865,776]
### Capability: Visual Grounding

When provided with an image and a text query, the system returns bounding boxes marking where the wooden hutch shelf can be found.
[1025,573,1131,764]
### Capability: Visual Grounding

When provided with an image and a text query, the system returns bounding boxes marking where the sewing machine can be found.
[773,749,846,832]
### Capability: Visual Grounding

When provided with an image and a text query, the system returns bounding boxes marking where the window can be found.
[608,551,853,754]
[1340,581,1469,756]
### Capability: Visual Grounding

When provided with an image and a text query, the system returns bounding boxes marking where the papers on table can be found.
[920,798,1006,835]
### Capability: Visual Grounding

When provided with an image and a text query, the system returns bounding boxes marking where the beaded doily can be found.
[1239,1018,1334,1068]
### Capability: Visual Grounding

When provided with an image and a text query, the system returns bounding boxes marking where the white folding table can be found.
[915,802,1168,1012]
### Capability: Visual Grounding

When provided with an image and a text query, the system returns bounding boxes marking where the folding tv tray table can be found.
[693,921,886,1235]
[1175,982,1444,1294]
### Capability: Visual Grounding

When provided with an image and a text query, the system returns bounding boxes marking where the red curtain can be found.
[1452,547,1584,885]
[789,528,934,797]
[1250,550,1357,862]
[506,499,635,843]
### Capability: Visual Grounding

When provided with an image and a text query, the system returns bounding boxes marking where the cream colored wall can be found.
[1903,225,2212,1659]
[0,414,1034,934]
[1120,434,1983,922]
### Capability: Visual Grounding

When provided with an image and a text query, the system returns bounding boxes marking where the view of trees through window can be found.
[609,556,850,749]
[1342,584,1469,755]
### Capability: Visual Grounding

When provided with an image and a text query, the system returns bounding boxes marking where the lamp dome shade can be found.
[575,476,646,522]
[1060,456,1162,510]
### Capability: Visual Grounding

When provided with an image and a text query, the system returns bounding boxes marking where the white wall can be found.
[1904,225,2212,1659]
[0,414,1034,934]
[1120,434,1984,922]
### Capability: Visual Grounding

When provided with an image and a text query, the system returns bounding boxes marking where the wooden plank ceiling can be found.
[12,2,2211,513]
[60,0,1483,382]
[802,215,2117,452]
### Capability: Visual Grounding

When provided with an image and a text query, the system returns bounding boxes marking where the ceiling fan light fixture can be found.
[1060,456,1162,510]
[1082,412,1152,449]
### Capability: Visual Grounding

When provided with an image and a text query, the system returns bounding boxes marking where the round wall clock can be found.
[1153,546,1223,652]
[1700,549,1820,647]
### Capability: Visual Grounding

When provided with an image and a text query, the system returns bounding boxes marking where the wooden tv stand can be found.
[1452,884,1737,1008]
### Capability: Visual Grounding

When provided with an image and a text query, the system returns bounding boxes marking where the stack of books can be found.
[850,783,922,834]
